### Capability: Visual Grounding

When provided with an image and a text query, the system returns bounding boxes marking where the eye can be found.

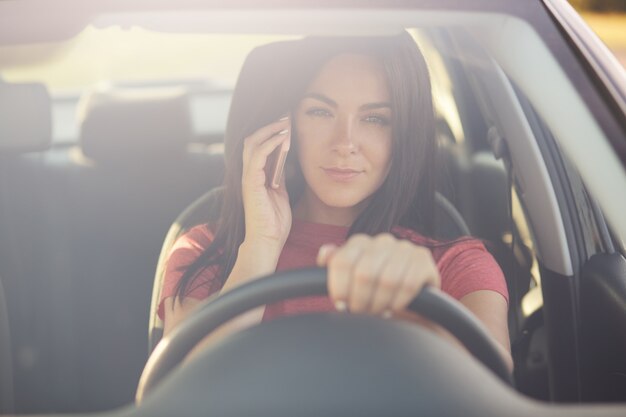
[305,107,333,118]
[363,114,390,126]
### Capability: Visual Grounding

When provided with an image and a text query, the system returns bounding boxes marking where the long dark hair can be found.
[175,32,437,300]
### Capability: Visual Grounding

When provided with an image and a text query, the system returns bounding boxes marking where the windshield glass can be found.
[1,3,625,414]
[0,28,295,91]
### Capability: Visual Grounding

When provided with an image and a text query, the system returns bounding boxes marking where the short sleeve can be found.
[391,227,508,303]
[157,225,221,320]
[437,239,509,304]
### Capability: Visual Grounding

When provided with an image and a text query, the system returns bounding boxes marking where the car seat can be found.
[0,79,52,414]
[0,85,225,412]
[51,86,226,410]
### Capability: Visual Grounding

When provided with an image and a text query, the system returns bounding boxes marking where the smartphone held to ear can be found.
[266,129,290,189]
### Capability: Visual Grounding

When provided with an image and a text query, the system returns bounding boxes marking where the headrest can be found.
[0,80,51,153]
[78,87,192,165]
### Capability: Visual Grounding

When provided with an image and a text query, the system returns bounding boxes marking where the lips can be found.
[322,167,363,182]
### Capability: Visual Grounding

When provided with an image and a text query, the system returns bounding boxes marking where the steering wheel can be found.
[136,267,512,403]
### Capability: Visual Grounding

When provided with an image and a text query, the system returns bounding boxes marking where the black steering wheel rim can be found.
[136,267,512,402]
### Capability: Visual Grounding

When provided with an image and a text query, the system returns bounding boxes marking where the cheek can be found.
[296,117,334,145]
[295,119,330,165]
[294,129,315,171]
[377,146,393,178]
[359,127,393,169]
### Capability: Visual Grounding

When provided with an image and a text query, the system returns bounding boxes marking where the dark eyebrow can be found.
[302,92,391,112]
[360,102,392,111]
[302,92,337,107]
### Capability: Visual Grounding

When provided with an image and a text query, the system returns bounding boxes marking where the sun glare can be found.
[0,26,297,92]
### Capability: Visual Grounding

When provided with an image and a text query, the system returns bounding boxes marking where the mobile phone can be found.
[265,130,290,189]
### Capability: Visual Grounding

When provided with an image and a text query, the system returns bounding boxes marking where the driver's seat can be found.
[147,186,470,352]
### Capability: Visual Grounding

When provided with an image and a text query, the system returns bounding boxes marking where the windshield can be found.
[1,2,625,414]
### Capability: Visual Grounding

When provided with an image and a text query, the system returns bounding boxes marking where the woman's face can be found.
[294,54,393,224]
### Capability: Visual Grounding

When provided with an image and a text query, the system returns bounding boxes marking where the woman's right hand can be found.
[241,116,293,251]
[164,117,294,344]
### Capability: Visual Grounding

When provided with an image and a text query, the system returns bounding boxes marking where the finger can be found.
[317,244,339,266]
[326,234,369,312]
[242,117,290,165]
[242,126,289,169]
[368,240,414,315]
[347,233,396,313]
[389,247,440,312]
[245,117,290,148]
[242,131,290,180]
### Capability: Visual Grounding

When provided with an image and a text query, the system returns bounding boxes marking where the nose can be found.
[331,115,358,156]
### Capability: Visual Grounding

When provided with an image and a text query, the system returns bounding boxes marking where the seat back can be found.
[1,84,225,412]
[0,80,50,153]
[51,86,225,409]
[0,277,13,415]
[0,80,51,414]
[149,186,224,350]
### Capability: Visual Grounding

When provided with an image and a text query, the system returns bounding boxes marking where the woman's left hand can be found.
[317,233,440,316]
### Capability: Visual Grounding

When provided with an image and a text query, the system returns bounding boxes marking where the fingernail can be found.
[279,116,289,121]
[318,244,330,262]
[382,310,392,319]
[335,300,347,312]
[278,129,289,135]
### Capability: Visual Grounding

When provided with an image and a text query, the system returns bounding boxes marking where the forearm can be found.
[220,239,282,293]
[185,239,282,359]
[394,310,513,373]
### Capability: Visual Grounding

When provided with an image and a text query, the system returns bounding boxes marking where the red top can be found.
[158,219,508,321]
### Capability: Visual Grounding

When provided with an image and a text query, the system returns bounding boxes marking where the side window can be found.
[516,85,614,266]
[415,29,543,341]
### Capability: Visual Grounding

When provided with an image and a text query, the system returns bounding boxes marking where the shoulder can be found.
[159,224,219,320]
[170,224,215,254]
[165,224,215,272]
[391,226,486,261]
[392,226,508,302]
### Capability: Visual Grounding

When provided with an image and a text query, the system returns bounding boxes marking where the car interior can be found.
[0,3,625,416]
[0,30,542,413]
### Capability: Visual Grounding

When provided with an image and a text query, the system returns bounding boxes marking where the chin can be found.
[316,188,373,210]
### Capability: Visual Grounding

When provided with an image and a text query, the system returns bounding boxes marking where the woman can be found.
[158,33,512,367]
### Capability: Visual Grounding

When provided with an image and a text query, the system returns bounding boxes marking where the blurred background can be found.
[570,0,626,67]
